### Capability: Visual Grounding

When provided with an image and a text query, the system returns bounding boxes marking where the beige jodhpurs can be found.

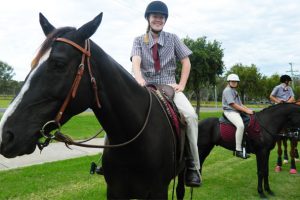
[224,111,244,151]
[173,92,200,170]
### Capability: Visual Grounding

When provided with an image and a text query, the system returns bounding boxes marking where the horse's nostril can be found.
[5,131,15,143]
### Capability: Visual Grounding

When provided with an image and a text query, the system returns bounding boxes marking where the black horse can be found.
[194,103,300,198]
[0,13,187,199]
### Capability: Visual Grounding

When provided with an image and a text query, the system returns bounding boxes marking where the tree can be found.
[177,36,224,116]
[226,63,262,103]
[0,61,15,94]
[263,74,280,100]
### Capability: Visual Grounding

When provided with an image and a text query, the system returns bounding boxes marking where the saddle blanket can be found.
[220,115,261,142]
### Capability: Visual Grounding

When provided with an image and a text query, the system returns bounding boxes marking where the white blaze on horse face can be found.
[0,49,51,146]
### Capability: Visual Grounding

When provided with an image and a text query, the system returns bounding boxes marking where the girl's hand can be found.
[246,109,254,115]
[135,77,146,86]
[170,83,185,92]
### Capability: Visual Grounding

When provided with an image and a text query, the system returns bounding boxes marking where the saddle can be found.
[147,84,186,162]
[219,113,261,144]
[219,112,251,127]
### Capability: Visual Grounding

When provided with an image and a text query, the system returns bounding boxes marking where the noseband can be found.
[38,38,153,150]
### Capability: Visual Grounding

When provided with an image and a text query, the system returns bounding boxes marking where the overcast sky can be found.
[0,0,299,81]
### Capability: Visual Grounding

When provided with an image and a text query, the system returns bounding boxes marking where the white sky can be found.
[0,0,299,81]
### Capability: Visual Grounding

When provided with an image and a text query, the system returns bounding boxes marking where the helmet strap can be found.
[150,29,161,35]
[285,81,289,86]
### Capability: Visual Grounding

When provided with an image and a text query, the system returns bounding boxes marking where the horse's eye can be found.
[54,61,66,68]
[47,59,67,72]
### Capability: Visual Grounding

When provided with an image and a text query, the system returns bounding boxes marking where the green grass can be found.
[59,113,105,140]
[0,155,106,200]
[1,147,299,199]
[1,111,299,199]
[0,99,12,108]
[199,111,222,119]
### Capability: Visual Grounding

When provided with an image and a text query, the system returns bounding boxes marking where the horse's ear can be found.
[76,13,103,40]
[39,13,56,36]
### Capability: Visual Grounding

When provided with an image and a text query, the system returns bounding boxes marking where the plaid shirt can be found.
[131,31,192,84]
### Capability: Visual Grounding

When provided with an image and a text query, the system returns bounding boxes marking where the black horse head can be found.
[0,13,103,157]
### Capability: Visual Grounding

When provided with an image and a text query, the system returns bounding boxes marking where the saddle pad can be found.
[220,115,261,142]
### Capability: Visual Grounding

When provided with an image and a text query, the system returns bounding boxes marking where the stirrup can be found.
[233,151,250,159]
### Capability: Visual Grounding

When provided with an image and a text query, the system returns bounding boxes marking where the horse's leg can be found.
[295,141,299,161]
[255,151,267,198]
[263,150,275,196]
[283,138,289,164]
[289,139,297,174]
[198,144,214,173]
[275,139,283,172]
[176,171,185,200]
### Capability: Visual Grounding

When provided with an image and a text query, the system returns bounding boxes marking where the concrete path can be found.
[0,138,104,171]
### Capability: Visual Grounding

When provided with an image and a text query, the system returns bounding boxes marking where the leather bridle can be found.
[38,38,152,150]
[55,38,101,123]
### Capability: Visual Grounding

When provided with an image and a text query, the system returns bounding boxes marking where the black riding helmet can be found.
[144,1,168,20]
[280,75,292,83]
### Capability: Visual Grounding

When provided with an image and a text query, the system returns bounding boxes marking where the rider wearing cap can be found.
[270,75,295,103]
[222,74,254,159]
[130,1,201,187]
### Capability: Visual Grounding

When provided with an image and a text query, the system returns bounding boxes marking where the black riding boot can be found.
[234,151,250,159]
[184,145,201,187]
[234,139,250,159]
[185,159,202,187]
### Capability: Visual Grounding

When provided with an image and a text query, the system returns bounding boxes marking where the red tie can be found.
[152,43,160,72]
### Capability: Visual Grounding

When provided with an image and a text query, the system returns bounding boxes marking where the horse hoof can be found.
[266,189,275,196]
[275,165,281,172]
[289,169,297,174]
[283,159,289,164]
[259,192,267,199]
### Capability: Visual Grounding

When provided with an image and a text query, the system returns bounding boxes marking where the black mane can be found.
[260,102,298,113]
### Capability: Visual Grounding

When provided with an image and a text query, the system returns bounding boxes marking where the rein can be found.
[254,113,278,138]
[38,38,152,150]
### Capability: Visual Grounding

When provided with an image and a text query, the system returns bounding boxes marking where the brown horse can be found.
[275,100,300,174]
[275,137,299,174]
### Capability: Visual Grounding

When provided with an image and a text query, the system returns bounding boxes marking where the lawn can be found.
[0,111,300,199]
[0,95,13,108]
[59,113,105,139]
[0,146,299,199]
